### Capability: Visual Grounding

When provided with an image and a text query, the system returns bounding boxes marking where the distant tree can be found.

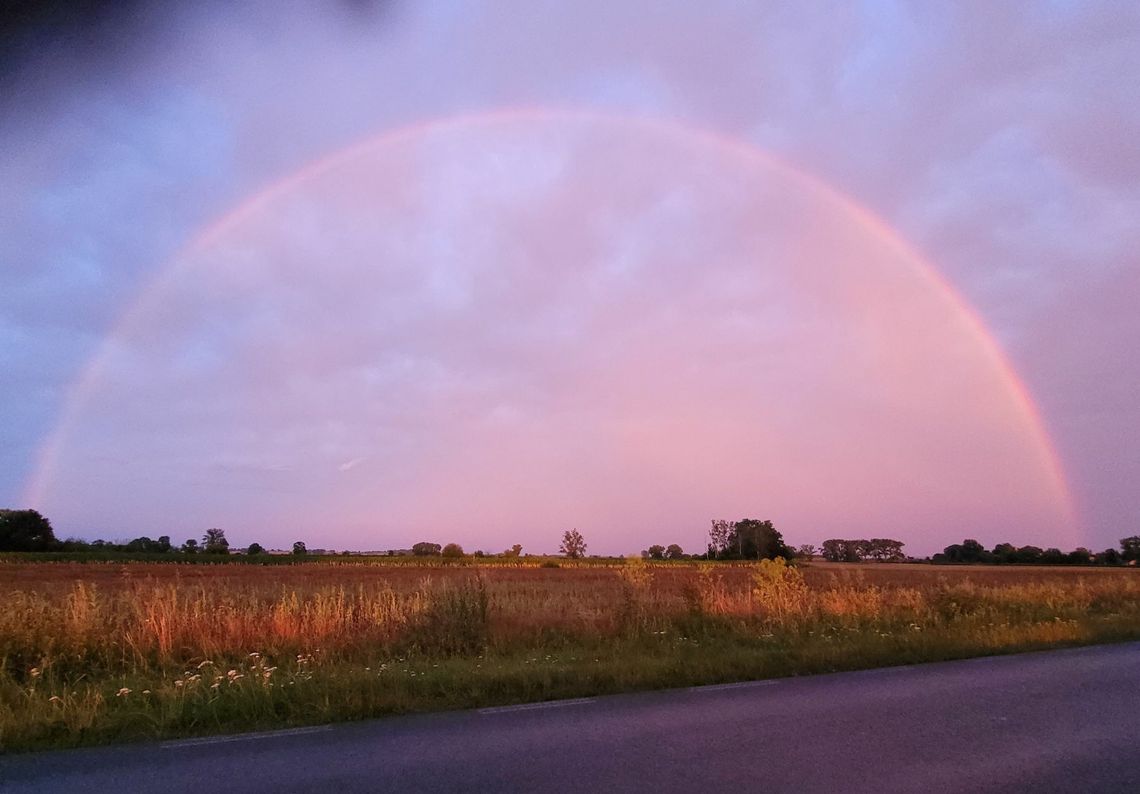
[1067,547,1092,565]
[1100,548,1121,565]
[247,542,266,556]
[646,544,666,560]
[943,539,989,564]
[292,541,308,556]
[560,529,587,559]
[868,538,905,562]
[473,549,486,558]
[1041,547,1065,565]
[992,543,1018,564]
[821,539,861,562]
[665,543,684,560]
[797,544,817,559]
[502,543,523,558]
[723,519,791,561]
[708,519,733,559]
[442,542,464,557]
[1121,536,1140,562]
[1015,545,1043,564]
[0,509,58,552]
[412,541,441,556]
[202,528,229,555]
[181,538,200,555]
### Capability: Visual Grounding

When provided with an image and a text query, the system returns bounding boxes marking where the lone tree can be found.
[247,542,266,556]
[560,529,587,559]
[710,519,791,560]
[202,528,229,554]
[646,544,666,560]
[0,509,58,552]
[665,543,684,560]
[731,519,792,560]
[442,542,465,557]
[412,541,442,556]
[292,541,308,556]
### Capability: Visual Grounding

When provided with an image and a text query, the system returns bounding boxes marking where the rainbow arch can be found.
[22,106,1079,536]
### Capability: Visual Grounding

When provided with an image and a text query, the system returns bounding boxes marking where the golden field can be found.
[2,558,1138,751]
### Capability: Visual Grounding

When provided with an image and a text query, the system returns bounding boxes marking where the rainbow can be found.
[22,107,1079,533]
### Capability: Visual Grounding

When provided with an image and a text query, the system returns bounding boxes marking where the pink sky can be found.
[2,2,1137,555]
[27,114,1075,554]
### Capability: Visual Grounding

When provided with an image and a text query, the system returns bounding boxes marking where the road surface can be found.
[3,643,1138,793]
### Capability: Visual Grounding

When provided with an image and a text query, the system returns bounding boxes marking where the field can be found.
[2,558,1139,752]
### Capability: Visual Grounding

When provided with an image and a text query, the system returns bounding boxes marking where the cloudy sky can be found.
[1,1,1136,555]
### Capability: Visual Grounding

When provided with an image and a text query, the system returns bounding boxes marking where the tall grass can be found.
[1,561,1138,751]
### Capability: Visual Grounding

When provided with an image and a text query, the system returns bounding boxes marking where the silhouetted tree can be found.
[502,543,523,558]
[181,538,200,555]
[992,542,1018,564]
[442,542,464,557]
[1016,545,1043,564]
[646,544,666,560]
[708,520,732,558]
[412,541,441,556]
[0,509,58,552]
[560,529,587,559]
[292,541,308,556]
[721,519,791,561]
[202,528,229,555]
[821,539,860,562]
[247,542,266,556]
[1121,536,1140,562]
[943,539,989,563]
[797,544,817,559]
[665,543,684,560]
[1067,547,1092,565]
[867,538,905,561]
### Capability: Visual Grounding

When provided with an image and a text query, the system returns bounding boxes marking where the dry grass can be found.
[2,559,1138,752]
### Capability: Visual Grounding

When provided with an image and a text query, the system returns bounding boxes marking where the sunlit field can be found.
[2,558,1139,752]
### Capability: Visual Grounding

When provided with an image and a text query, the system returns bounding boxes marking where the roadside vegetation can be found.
[2,557,1138,752]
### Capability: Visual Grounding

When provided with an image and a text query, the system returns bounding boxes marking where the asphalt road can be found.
[3,643,1138,793]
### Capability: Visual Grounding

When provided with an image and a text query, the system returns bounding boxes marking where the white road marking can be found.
[161,725,332,748]
[478,698,596,715]
[688,680,779,693]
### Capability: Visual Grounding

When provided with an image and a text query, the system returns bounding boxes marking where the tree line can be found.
[3,508,1138,567]
[813,538,907,562]
[933,537,1140,566]
[0,511,308,557]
